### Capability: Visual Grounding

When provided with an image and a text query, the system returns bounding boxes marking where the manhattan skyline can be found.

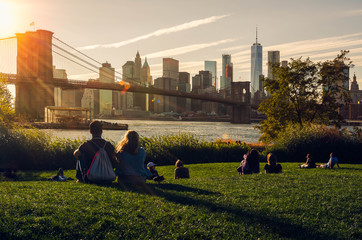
[0,0,362,87]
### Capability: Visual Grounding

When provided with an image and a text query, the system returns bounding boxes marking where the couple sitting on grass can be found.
[237,149,282,175]
[299,152,340,169]
[74,120,189,184]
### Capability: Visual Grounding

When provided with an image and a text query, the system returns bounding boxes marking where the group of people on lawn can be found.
[72,120,339,184]
[73,120,189,184]
[236,149,339,176]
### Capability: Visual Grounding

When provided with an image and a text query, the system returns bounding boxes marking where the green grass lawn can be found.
[0,163,361,240]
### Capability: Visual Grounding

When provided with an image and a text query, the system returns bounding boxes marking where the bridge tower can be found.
[231,82,251,123]
[15,30,54,120]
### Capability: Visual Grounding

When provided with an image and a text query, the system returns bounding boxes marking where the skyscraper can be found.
[221,54,232,97]
[221,54,231,90]
[134,51,141,81]
[267,51,280,80]
[99,62,115,116]
[163,58,179,80]
[141,57,152,85]
[204,60,217,87]
[251,29,263,97]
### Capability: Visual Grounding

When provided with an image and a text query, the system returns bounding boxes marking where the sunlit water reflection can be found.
[41,120,261,143]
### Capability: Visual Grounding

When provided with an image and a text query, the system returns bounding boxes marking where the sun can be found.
[0,1,16,37]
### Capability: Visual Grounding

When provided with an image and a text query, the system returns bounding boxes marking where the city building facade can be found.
[350,73,362,104]
[267,51,280,80]
[221,54,232,97]
[251,34,263,97]
[204,60,217,88]
[153,77,177,113]
[163,58,179,80]
[177,72,191,113]
[99,62,115,116]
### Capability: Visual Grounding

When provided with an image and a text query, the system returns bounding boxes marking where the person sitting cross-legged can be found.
[240,149,260,175]
[174,159,190,179]
[299,154,316,169]
[73,120,116,183]
[115,130,152,185]
[264,153,282,174]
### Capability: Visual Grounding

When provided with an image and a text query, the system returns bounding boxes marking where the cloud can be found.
[220,44,249,52]
[343,9,362,17]
[224,32,362,82]
[77,14,231,51]
[145,39,235,59]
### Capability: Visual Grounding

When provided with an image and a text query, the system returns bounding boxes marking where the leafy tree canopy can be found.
[258,50,352,143]
[0,73,15,126]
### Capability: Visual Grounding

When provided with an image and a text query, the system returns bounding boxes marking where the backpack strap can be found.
[91,140,107,149]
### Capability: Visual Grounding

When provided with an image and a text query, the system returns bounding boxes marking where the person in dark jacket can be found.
[299,154,316,168]
[73,120,116,183]
[147,162,165,182]
[264,153,282,173]
[174,160,189,179]
[240,149,260,175]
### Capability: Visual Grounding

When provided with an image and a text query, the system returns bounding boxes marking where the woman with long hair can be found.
[115,130,151,184]
[264,153,282,173]
[240,149,260,175]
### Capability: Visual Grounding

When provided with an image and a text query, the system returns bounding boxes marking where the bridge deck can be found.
[4,74,250,105]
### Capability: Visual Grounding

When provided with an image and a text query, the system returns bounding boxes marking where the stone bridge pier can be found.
[15,30,54,120]
[231,82,251,123]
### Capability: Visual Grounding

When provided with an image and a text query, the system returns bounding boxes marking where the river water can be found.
[41,120,261,143]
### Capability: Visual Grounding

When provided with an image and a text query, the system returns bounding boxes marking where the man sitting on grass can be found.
[317,152,340,169]
[73,120,116,183]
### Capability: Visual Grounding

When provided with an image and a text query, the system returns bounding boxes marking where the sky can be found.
[1,0,362,89]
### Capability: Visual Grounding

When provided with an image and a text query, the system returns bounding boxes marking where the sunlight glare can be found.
[0,1,16,37]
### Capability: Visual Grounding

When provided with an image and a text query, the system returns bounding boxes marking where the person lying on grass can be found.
[115,130,152,185]
[49,168,71,181]
[146,162,165,182]
[299,153,316,169]
[264,153,282,174]
[317,152,340,169]
[174,159,190,179]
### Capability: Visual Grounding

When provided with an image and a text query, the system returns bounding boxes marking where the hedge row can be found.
[264,125,362,164]
[0,125,360,170]
[141,132,250,165]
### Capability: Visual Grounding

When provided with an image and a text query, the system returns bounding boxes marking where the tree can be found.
[0,73,15,126]
[258,51,352,142]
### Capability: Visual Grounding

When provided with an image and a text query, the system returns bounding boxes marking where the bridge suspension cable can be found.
[0,36,17,74]
[52,36,141,86]
[52,50,101,76]
[0,36,16,41]
[52,36,102,65]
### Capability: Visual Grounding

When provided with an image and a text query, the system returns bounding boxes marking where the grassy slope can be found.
[0,163,361,240]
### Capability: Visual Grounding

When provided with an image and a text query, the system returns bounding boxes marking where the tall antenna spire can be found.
[256,25,258,44]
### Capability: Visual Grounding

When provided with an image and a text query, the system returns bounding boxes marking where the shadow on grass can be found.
[0,171,49,181]
[102,181,344,239]
[337,167,362,171]
[150,185,341,240]
[150,183,219,195]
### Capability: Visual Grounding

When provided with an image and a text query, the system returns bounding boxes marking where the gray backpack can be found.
[86,141,116,183]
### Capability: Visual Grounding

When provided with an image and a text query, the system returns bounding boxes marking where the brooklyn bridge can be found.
[0,30,251,123]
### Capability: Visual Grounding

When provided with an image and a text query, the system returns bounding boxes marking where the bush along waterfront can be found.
[263,124,362,164]
[0,128,250,170]
[141,132,250,165]
[0,125,83,170]
[0,125,361,171]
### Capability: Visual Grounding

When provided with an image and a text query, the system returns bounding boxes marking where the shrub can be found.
[141,132,250,165]
[264,124,362,164]
[0,125,82,170]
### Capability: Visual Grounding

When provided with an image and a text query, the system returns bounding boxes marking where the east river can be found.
[41,120,262,143]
